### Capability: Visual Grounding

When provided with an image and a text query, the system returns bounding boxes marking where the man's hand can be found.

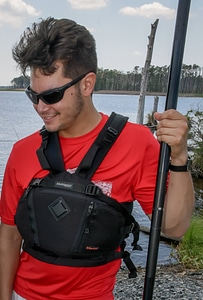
[154,109,188,164]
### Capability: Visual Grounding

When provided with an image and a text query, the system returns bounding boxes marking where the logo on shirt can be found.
[66,168,112,196]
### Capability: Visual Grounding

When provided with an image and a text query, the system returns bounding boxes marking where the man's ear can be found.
[81,72,96,96]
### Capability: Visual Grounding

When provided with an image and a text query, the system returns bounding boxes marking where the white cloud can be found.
[67,0,108,10]
[134,51,141,56]
[0,0,40,27]
[120,2,175,19]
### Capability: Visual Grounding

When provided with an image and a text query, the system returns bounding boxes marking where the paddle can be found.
[142,0,191,299]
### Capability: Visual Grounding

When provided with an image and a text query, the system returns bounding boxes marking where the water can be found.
[93,93,203,122]
[0,91,202,267]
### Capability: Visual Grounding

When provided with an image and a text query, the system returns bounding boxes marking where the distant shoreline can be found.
[94,90,203,98]
[0,88,202,98]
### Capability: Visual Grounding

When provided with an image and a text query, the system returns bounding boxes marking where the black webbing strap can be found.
[123,251,138,278]
[36,127,65,172]
[76,112,128,179]
[36,112,128,176]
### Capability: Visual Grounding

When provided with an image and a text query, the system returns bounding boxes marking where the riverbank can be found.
[114,264,203,299]
[95,90,203,98]
[0,88,202,98]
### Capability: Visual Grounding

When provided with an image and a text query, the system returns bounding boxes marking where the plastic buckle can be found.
[30,178,43,186]
[85,184,101,196]
[107,126,118,136]
[103,126,118,145]
[40,126,47,135]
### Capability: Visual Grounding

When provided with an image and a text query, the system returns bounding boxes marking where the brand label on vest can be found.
[55,181,73,189]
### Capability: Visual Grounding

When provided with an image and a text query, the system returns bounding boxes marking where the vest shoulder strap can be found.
[36,126,64,172]
[76,112,128,179]
[36,112,128,179]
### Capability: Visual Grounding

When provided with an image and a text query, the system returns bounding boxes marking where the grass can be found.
[176,216,203,269]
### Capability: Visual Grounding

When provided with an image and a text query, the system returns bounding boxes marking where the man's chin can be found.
[44,125,59,133]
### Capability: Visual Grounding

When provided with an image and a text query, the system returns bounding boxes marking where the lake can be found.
[0,91,202,267]
[1,91,203,157]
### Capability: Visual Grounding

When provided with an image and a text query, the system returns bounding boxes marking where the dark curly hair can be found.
[12,17,97,78]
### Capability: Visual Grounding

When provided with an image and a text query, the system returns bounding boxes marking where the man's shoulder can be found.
[13,130,41,152]
[124,120,154,138]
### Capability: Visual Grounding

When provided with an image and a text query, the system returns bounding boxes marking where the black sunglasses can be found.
[25,72,89,105]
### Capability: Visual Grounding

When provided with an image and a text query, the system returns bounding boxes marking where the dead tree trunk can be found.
[153,96,159,114]
[136,19,159,124]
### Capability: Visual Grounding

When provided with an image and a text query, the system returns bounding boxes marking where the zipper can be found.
[87,202,94,216]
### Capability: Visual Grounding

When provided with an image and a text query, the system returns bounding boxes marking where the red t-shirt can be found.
[0,113,160,299]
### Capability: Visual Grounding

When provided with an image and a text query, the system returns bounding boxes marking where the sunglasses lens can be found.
[26,90,38,104]
[42,91,63,104]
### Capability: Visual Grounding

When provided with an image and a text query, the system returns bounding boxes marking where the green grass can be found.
[177,216,203,269]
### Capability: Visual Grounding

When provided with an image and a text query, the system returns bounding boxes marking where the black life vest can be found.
[15,112,142,278]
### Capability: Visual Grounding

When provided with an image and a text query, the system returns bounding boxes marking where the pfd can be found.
[15,112,142,278]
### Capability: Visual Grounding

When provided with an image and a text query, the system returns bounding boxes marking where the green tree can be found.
[11,76,30,88]
[187,108,203,178]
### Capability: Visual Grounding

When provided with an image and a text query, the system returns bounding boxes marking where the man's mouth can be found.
[42,114,57,121]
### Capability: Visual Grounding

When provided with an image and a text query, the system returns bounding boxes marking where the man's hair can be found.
[12,17,97,78]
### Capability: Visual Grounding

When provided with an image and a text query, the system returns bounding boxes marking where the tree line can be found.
[94,64,203,95]
[11,63,203,95]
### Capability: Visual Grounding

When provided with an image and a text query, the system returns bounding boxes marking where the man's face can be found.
[30,62,85,137]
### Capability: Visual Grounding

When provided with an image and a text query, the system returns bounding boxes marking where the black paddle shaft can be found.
[143,0,191,299]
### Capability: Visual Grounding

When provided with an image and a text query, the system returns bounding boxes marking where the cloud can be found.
[0,0,41,27]
[134,51,141,56]
[67,0,108,10]
[120,2,175,19]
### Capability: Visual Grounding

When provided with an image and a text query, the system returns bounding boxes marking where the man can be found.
[0,17,194,300]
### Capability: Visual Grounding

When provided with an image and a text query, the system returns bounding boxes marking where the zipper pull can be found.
[87,202,94,216]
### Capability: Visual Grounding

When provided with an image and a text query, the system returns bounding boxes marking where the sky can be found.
[0,0,202,86]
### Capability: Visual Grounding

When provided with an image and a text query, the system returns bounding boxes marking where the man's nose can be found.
[36,98,50,111]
